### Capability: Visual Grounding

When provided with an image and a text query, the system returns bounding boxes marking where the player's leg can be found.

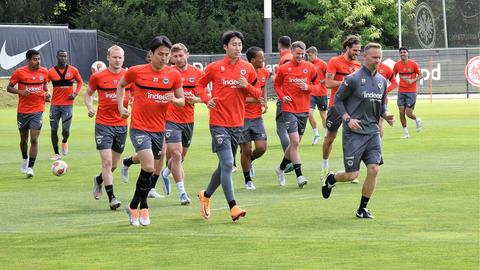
[60,105,73,155]
[26,114,42,178]
[240,141,254,189]
[18,123,29,174]
[319,103,327,136]
[405,93,422,132]
[309,97,321,144]
[49,106,61,160]
[321,108,340,180]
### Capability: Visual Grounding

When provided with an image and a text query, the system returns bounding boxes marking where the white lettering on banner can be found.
[147,92,169,103]
[420,64,441,85]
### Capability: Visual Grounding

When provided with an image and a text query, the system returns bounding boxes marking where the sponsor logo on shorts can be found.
[345,156,354,167]
[135,135,144,145]
[165,130,171,138]
[96,135,103,145]
[215,134,224,145]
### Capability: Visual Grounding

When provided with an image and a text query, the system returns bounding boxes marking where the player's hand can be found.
[298,83,309,91]
[207,97,216,109]
[238,76,248,88]
[87,108,96,118]
[262,102,268,114]
[45,92,51,102]
[18,90,29,96]
[165,93,174,102]
[282,96,292,103]
[348,118,363,130]
[384,114,395,126]
[119,107,130,119]
[68,93,78,100]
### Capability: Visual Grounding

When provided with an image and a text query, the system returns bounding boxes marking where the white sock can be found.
[162,167,171,178]
[176,181,186,195]
[403,127,409,134]
[322,159,328,168]
[313,128,319,137]
[416,117,421,123]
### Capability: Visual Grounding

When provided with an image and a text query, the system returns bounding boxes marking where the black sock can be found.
[28,158,36,168]
[359,196,370,210]
[327,173,336,185]
[53,146,59,155]
[62,138,67,143]
[293,163,302,177]
[123,157,134,167]
[105,185,115,202]
[132,169,152,209]
[140,197,148,209]
[95,173,103,184]
[150,174,159,189]
[204,191,211,198]
[250,155,256,163]
[279,157,290,170]
[243,171,252,183]
[22,152,28,159]
[228,200,236,209]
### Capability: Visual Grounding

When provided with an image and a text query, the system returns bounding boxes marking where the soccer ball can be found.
[52,160,68,176]
[91,61,107,74]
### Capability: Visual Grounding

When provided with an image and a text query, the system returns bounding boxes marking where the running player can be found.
[84,45,128,210]
[322,43,395,218]
[392,46,423,138]
[240,46,269,190]
[196,30,261,222]
[377,61,398,138]
[321,35,362,181]
[117,36,184,226]
[159,43,206,204]
[47,50,83,160]
[7,49,49,178]
[306,46,328,145]
[274,41,318,188]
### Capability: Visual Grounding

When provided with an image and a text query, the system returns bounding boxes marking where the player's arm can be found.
[274,67,290,103]
[325,72,343,88]
[335,77,361,130]
[381,81,395,126]
[303,68,320,92]
[84,87,96,118]
[411,63,423,83]
[116,77,130,118]
[44,82,51,102]
[170,87,185,107]
[6,72,29,96]
[70,72,84,100]
[239,71,262,99]
[386,73,398,93]
[196,67,213,104]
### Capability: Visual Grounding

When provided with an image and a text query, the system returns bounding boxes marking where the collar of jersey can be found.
[222,56,240,66]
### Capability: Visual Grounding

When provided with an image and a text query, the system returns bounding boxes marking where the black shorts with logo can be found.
[17,112,43,132]
[326,107,342,132]
[129,128,165,159]
[282,112,308,136]
[342,131,383,172]
[95,123,127,153]
[165,121,194,148]
[210,125,242,153]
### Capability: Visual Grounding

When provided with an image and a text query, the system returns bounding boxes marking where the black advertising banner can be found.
[0,25,69,77]
[69,29,98,81]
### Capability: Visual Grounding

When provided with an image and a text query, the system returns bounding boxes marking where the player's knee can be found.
[102,159,113,170]
[30,137,39,145]
[62,130,70,137]
[346,171,359,181]
[367,165,380,176]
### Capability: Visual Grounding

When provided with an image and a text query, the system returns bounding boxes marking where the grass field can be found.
[0,98,478,269]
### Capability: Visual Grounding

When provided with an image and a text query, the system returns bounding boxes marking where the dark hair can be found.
[149,35,172,53]
[245,46,263,62]
[291,41,306,51]
[26,49,40,60]
[342,35,361,50]
[222,30,244,46]
[278,36,291,48]
[56,50,67,56]
[399,46,409,52]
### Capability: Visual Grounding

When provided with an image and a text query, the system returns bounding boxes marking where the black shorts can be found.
[49,105,73,132]
[397,92,417,109]
[310,95,328,111]
[210,125,242,153]
[129,128,165,159]
[342,131,383,172]
[239,117,267,143]
[282,112,308,136]
[95,123,127,153]
[326,107,342,132]
[165,121,194,148]
[17,112,43,132]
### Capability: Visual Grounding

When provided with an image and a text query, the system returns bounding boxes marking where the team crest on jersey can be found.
[163,78,169,84]
[361,78,366,85]
[220,66,225,73]
[303,68,308,74]
[153,77,159,82]
[379,69,384,74]
[66,73,71,77]
[188,77,195,83]
[261,77,266,82]
[240,68,247,76]
[378,82,383,89]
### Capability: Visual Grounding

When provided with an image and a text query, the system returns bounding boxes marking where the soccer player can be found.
[196,30,261,222]
[274,36,294,173]
[321,35,362,181]
[47,50,83,160]
[240,46,269,190]
[159,43,206,204]
[274,41,318,188]
[306,46,328,145]
[117,36,184,226]
[7,49,49,178]
[377,62,398,138]
[393,47,423,138]
[322,43,395,219]
[84,45,128,210]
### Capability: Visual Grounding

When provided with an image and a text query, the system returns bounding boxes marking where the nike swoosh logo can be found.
[327,182,335,189]
[0,40,51,70]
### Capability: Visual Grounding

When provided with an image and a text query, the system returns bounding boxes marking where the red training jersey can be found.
[9,66,49,113]
[48,65,83,106]
[309,58,328,97]
[197,56,261,127]
[393,59,421,93]
[326,55,361,107]
[124,64,182,132]
[274,60,318,114]
[245,67,269,119]
[88,68,129,126]
[166,64,205,124]
[377,63,397,94]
